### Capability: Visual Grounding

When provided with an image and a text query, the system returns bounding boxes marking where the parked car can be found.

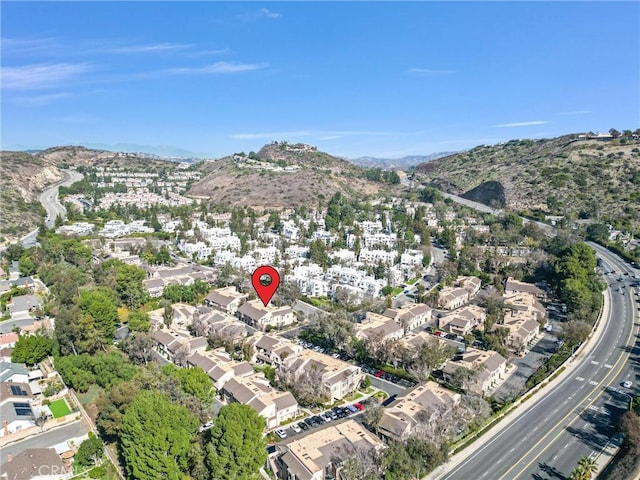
[345,405,358,413]
[275,429,287,439]
[320,413,332,423]
[304,418,315,428]
[299,421,309,431]
[623,381,633,388]
[291,423,302,433]
[353,402,364,411]
[374,370,385,378]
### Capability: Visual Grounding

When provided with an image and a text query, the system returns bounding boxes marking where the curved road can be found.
[21,169,84,248]
[430,192,639,480]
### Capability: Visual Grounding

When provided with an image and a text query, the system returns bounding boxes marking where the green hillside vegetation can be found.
[413,132,640,232]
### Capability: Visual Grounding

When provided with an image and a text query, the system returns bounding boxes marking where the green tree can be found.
[585,223,609,243]
[75,435,104,467]
[18,255,37,277]
[78,289,118,345]
[4,242,24,262]
[121,391,198,480]
[205,403,267,480]
[128,310,150,332]
[161,364,215,405]
[11,334,55,365]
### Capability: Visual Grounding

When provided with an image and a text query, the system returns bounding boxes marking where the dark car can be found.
[311,415,323,425]
[299,421,309,431]
[304,418,315,428]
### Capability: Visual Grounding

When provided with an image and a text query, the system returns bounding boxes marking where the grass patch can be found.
[373,391,388,400]
[49,398,71,418]
[76,385,102,406]
[344,391,364,402]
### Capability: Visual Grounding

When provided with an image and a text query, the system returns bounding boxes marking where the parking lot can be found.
[271,403,366,442]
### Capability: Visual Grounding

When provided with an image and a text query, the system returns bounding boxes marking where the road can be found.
[427,198,639,479]
[21,169,84,248]
[0,420,89,464]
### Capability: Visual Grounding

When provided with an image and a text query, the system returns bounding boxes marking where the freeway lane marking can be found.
[496,281,638,480]
[591,360,600,365]
[441,268,619,480]
[576,377,585,382]
[589,380,598,386]
[604,364,613,369]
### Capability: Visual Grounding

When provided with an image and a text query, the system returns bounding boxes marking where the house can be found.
[382,303,431,332]
[244,334,303,368]
[438,305,487,336]
[504,277,545,299]
[186,349,254,390]
[437,287,469,310]
[378,381,461,442]
[151,329,207,363]
[353,312,404,345]
[221,373,300,428]
[237,300,295,331]
[199,310,248,344]
[442,348,507,395]
[0,382,34,437]
[271,419,384,480]
[0,448,71,480]
[497,312,540,354]
[8,295,42,320]
[457,276,482,298]
[143,278,165,297]
[281,350,363,401]
[204,286,248,315]
[0,332,19,350]
[0,362,29,383]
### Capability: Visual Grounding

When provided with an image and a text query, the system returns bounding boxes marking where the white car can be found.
[275,428,287,439]
[291,423,302,434]
[623,381,633,388]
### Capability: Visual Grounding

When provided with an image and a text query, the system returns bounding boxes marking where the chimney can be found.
[3,420,8,437]
[7,452,12,462]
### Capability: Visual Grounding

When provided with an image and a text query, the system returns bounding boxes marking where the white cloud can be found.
[408,68,456,75]
[495,120,550,128]
[164,62,265,75]
[103,42,192,54]
[1,63,92,90]
[259,8,282,19]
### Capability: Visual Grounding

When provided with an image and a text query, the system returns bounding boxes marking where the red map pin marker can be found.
[251,265,280,307]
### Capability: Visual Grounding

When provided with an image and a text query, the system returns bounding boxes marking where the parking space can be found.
[272,404,366,441]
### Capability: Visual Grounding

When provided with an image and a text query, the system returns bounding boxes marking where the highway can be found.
[428,191,639,479]
[21,169,84,248]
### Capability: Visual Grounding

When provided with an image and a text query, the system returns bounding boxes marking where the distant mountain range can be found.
[350,152,458,169]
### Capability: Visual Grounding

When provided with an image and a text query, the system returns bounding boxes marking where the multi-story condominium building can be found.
[378,381,461,442]
[443,348,507,396]
[271,420,384,480]
[203,286,248,315]
[280,350,363,401]
[237,300,295,331]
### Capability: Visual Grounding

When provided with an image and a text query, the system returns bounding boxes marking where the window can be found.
[13,402,32,416]
[10,385,28,396]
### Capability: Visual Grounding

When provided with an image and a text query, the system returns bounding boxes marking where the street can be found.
[0,420,89,464]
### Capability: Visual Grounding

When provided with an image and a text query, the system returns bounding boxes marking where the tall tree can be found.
[205,403,267,480]
[121,391,198,480]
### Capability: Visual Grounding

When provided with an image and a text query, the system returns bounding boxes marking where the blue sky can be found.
[2,2,639,159]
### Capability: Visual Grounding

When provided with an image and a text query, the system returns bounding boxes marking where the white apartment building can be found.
[359,248,397,266]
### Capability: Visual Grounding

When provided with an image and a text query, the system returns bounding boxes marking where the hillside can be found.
[37,145,176,170]
[189,142,400,209]
[413,134,640,226]
[0,151,63,241]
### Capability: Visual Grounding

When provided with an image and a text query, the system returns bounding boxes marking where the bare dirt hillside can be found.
[189,142,398,209]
